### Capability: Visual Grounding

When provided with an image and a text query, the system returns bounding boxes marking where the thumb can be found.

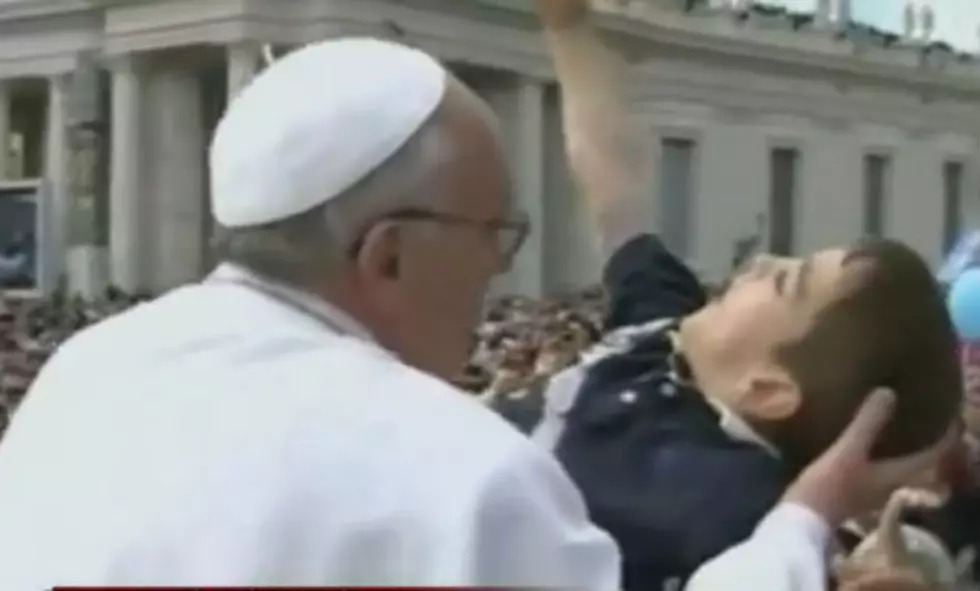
[835,388,896,457]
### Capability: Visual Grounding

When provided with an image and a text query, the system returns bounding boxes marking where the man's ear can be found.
[738,366,802,421]
[355,221,401,282]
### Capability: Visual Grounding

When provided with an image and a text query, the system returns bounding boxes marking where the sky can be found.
[769,0,980,51]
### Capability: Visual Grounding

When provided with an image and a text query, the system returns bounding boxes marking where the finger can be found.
[904,490,944,508]
[835,388,896,456]
[955,547,975,577]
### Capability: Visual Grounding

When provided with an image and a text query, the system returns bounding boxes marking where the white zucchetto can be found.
[209,37,447,228]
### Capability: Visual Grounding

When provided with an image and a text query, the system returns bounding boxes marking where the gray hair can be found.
[212,105,455,287]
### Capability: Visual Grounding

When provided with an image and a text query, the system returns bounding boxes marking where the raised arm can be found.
[536,0,655,259]
[536,0,706,328]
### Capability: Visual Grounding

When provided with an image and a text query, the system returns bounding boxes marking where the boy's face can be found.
[684,249,856,422]
[709,249,851,345]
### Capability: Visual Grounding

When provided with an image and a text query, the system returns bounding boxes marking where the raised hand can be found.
[840,489,957,590]
[534,0,590,30]
[837,569,939,591]
[535,0,655,257]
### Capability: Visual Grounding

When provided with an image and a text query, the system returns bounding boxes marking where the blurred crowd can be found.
[0,288,149,433]
[452,287,606,396]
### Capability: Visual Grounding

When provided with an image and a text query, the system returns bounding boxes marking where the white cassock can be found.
[0,264,620,589]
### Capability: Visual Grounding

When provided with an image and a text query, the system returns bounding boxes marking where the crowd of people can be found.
[453,288,605,393]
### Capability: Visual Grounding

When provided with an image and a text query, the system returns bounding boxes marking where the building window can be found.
[768,147,798,256]
[943,160,965,253]
[862,153,890,237]
[659,137,696,258]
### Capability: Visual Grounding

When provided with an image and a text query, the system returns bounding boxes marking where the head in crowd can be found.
[960,342,980,441]
[209,39,525,380]
[680,239,962,464]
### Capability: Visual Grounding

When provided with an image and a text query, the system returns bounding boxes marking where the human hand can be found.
[783,389,956,528]
[836,568,939,591]
[535,0,590,30]
[842,488,957,589]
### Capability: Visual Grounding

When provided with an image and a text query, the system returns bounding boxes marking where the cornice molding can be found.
[0,0,971,83]
[0,0,91,21]
[0,0,976,127]
[592,10,980,97]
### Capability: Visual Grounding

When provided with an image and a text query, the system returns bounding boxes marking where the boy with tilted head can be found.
[518,1,964,589]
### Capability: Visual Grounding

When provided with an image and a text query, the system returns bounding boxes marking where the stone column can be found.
[44,74,70,292]
[0,81,9,179]
[226,42,261,103]
[836,0,852,29]
[109,55,145,293]
[481,75,547,298]
[511,77,545,298]
[145,68,205,291]
[815,0,832,29]
[63,55,110,299]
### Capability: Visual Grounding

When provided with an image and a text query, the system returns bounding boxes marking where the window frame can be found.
[861,150,892,238]
[656,130,700,260]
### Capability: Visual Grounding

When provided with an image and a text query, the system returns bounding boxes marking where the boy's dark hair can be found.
[774,239,961,464]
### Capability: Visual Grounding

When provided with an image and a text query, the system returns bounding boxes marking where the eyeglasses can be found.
[350,207,530,269]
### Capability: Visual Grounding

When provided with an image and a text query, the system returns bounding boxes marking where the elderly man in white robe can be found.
[0,1,952,589]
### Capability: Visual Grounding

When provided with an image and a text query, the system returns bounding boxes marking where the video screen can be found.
[0,185,38,291]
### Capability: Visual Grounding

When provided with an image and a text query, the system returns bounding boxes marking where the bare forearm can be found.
[545,21,655,256]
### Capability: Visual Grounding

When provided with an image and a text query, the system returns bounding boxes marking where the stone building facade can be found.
[0,0,978,298]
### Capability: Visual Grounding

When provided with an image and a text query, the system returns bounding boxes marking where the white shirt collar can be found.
[666,328,781,458]
[704,397,781,458]
[208,263,377,344]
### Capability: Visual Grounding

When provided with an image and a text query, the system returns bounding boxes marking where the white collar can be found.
[208,263,377,344]
[665,328,780,458]
[704,397,781,458]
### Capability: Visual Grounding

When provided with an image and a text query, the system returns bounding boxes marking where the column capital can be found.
[517,75,545,94]
[105,53,145,75]
[48,72,71,92]
[502,73,548,94]
[227,42,264,102]
[226,41,266,66]
[227,40,263,52]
